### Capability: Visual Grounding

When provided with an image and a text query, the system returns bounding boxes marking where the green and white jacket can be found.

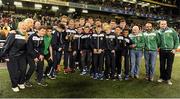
[143,30,160,51]
[129,33,145,50]
[157,28,179,50]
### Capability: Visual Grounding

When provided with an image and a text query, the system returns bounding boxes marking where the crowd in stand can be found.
[67,0,178,17]
[0,14,179,93]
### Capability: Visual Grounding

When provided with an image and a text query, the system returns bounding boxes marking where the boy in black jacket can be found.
[122,28,133,80]
[80,26,92,75]
[104,25,116,80]
[64,19,76,74]
[72,27,83,71]
[27,26,47,87]
[115,26,124,80]
[91,26,105,80]
[51,24,66,76]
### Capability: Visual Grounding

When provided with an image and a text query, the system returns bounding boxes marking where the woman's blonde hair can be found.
[18,21,28,40]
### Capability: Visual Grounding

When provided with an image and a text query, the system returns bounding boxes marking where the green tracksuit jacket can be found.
[157,28,179,50]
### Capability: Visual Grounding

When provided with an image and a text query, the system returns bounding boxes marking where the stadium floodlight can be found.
[82,9,88,13]
[0,0,3,6]
[67,8,75,13]
[14,1,23,8]
[130,0,136,3]
[35,4,42,9]
[150,5,160,8]
[52,6,59,11]
[141,2,150,7]
[144,3,150,6]
[123,0,136,3]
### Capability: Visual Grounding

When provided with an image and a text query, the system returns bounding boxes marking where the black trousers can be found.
[122,50,130,76]
[44,54,53,76]
[74,50,81,66]
[0,48,5,62]
[36,60,44,82]
[115,50,122,75]
[26,56,44,82]
[104,50,115,77]
[64,51,74,69]
[159,50,175,80]
[93,53,104,74]
[7,54,27,88]
[81,50,92,72]
[26,56,35,81]
[90,53,94,75]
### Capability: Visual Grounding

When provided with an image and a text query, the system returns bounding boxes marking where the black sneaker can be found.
[24,81,33,87]
[37,81,48,87]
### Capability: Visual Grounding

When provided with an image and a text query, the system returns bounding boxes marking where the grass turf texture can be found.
[0,56,180,98]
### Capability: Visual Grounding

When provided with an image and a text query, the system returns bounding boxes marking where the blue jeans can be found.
[144,51,157,78]
[130,50,143,76]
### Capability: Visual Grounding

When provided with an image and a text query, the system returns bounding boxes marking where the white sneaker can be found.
[157,79,164,83]
[12,87,20,92]
[167,80,173,85]
[150,78,154,82]
[18,84,25,89]
[135,75,139,79]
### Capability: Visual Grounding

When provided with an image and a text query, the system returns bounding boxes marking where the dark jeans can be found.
[159,50,175,80]
[50,51,62,76]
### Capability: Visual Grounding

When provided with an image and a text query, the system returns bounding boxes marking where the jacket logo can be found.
[124,38,130,43]
[15,35,26,40]
[32,36,43,41]
[117,36,123,40]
